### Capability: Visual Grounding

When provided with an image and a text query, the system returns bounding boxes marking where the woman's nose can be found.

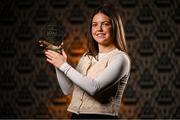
[97,24,103,31]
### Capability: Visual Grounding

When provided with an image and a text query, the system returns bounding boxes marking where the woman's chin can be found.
[96,39,106,43]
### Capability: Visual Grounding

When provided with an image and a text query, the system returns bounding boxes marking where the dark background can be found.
[0,0,180,119]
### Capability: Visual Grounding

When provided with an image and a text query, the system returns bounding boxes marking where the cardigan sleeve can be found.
[55,55,85,95]
[55,68,73,95]
[58,52,131,96]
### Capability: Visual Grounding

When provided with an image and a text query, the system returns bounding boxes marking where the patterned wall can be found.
[0,0,180,119]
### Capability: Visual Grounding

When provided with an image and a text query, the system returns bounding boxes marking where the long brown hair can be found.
[86,4,128,58]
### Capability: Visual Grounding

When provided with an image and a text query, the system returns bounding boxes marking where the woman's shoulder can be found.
[78,52,93,64]
[80,52,93,60]
[110,50,131,72]
[111,49,131,62]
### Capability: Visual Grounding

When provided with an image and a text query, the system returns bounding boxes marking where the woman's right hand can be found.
[45,50,67,68]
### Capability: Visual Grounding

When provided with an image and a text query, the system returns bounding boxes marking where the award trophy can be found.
[37,18,65,53]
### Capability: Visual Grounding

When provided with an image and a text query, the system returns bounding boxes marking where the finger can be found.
[46,58,53,64]
[62,50,67,59]
[45,54,53,60]
[45,50,57,57]
[47,49,59,55]
[47,50,63,59]
[45,52,54,59]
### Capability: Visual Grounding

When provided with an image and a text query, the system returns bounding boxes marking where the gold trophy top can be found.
[38,40,63,53]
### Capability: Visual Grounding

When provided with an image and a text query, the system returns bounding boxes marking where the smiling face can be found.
[91,12,113,47]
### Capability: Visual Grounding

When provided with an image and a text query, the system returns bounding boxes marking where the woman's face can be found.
[91,12,113,46]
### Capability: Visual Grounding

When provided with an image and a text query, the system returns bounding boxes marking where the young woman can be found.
[45,4,131,119]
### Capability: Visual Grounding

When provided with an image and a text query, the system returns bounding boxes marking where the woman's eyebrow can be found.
[92,20,110,23]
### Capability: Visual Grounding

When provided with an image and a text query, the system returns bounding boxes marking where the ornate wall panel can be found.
[0,0,179,119]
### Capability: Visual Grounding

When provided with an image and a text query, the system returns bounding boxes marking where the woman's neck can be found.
[98,45,116,53]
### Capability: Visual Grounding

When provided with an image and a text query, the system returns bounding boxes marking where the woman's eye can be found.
[92,23,97,27]
[103,22,110,26]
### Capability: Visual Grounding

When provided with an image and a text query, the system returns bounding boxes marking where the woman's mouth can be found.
[96,33,105,37]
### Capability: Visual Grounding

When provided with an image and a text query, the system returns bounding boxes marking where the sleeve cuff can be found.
[58,62,71,74]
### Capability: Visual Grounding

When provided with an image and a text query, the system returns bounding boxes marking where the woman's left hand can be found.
[45,50,67,68]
